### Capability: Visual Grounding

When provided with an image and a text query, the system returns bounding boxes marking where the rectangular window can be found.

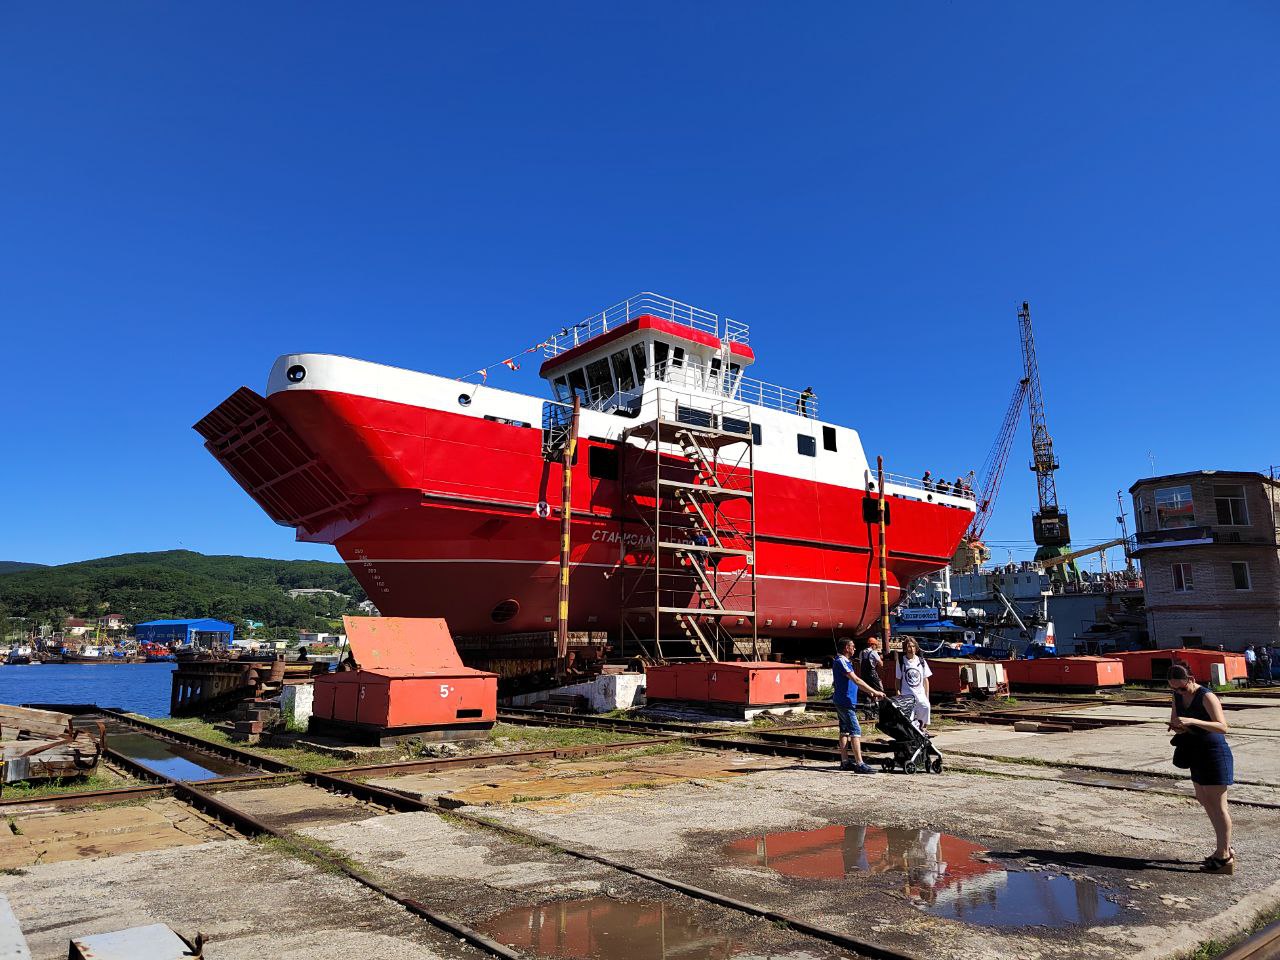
[671,346,685,367]
[588,446,619,480]
[1231,561,1251,590]
[630,343,647,384]
[1155,485,1195,529]
[567,368,588,400]
[653,341,669,379]
[1172,562,1193,593]
[609,349,635,392]
[1215,484,1249,525]
[822,425,837,452]
[552,377,569,402]
[751,423,762,445]
[797,434,816,457]
[584,357,613,399]
[721,415,750,437]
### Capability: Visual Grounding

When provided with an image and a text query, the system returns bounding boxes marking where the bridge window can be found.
[797,434,816,457]
[610,349,635,391]
[653,341,670,379]
[584,357,613,400]
[631,343,647,383]
[552,376,569,401]
[823,426,837,452]
[567,368,588,401]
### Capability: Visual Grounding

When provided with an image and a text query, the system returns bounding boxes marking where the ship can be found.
[196,293,975,684]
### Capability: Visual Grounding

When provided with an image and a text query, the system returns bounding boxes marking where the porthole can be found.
[491,599,519,623]
[458,393,473,407]
[286,364,306,383]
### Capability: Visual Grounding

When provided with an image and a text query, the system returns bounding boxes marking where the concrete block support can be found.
[281,682,315,730]
[506,674,646,713]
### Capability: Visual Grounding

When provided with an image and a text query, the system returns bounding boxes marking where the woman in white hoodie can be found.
[896,637,933,731]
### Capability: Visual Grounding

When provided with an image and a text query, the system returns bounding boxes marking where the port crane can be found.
[956,376,1030,572]
[1019,301,1079,583]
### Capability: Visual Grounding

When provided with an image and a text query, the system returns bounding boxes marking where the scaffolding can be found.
[619,386,758,662]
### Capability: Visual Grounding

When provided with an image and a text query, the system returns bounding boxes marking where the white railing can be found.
[655,360,816,418]
[878,471,977,502]
[542,292,750,358]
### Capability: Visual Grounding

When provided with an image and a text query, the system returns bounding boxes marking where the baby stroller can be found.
[877,694,944,774]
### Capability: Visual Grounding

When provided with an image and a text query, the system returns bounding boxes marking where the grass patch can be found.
[815,685,834,700]
[254,834,366,877]
[0,773,133,801]
[484,723,647,751]
[1182,901,1280,960]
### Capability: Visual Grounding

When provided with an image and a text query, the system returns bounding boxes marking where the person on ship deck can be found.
[797,386,816,418]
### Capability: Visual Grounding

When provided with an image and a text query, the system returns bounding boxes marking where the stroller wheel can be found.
[880,759,894,773]
[905,759,921,774]
[929,756,944,774]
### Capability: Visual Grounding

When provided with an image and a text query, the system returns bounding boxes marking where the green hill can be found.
[0,561,47,575]
[0,550,367,636]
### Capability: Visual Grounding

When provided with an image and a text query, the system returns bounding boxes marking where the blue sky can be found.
[2,3,1277,569]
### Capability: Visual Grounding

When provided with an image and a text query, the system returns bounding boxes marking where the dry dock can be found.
[3,695,1280,959]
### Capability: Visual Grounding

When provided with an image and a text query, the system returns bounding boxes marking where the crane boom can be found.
[1019,301,1073,556]
[968,377,1030,542]
[1039,537,1127,569]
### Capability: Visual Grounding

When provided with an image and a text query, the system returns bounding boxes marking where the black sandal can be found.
[1201,853,1235,874]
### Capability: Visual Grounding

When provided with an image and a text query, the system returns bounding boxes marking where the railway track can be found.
[81,708,917,960]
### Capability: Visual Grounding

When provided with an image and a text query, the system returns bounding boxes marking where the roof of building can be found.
[136,618,235,629]
[1129,470,1280,493]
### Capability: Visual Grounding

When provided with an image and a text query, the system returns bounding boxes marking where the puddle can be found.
[921,870,1122,927]
[725,825,1125,928]
[107,730,248,782]
[479,897,829,959]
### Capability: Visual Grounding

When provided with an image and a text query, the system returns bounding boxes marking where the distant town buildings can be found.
[1131,470,1280,651]
[286,588,348,600]
[297,631,346,649]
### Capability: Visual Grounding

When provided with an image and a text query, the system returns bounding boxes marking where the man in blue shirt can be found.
[833,637,885,773]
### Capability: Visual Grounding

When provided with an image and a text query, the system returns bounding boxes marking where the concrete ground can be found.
[2,698,1278,959]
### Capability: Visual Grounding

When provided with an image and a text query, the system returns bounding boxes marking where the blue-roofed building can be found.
[135,618,234,648]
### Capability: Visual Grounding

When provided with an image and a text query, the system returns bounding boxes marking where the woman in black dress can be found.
[1168,663,1235,873]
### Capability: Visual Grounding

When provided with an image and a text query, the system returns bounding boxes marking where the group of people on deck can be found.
[920,470,974,497]
[830,639,1238,874]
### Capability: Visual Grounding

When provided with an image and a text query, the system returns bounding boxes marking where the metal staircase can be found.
[619,387,758,662]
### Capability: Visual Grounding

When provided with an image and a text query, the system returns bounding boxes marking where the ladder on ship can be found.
[619,387,758,662]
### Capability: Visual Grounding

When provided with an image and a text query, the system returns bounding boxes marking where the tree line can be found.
[0,550,370,638]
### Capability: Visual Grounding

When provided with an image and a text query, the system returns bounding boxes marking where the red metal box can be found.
[312,617,497,730]
[706,662,807,706]
[1004,656,1124,690]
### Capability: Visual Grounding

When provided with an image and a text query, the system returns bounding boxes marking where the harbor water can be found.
[0,662,177,717]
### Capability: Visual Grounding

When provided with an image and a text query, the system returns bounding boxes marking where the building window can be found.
[1155,485,1195,529]
[822,426,837,452]
[797,434,816,457]
[1231,561,1251,590]
[1172,562,1193,593]
[1215,485,1249,525]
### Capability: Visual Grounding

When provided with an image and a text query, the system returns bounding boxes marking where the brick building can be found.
[1130,470,1280,651]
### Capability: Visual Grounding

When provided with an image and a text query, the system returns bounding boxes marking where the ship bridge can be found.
[539,292,817,420]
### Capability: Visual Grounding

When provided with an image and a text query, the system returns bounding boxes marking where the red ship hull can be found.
[198,380,974,645]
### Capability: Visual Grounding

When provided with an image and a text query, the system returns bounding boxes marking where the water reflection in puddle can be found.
[725,825,1124,928]
[480,897,838,959]
[107,730,247,782]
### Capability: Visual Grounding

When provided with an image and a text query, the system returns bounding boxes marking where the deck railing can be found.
[654,360,816,418]
[879,471,977,502]
[542,292,750,358]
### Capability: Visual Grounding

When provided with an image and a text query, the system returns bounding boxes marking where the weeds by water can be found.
[0,773,130,801]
